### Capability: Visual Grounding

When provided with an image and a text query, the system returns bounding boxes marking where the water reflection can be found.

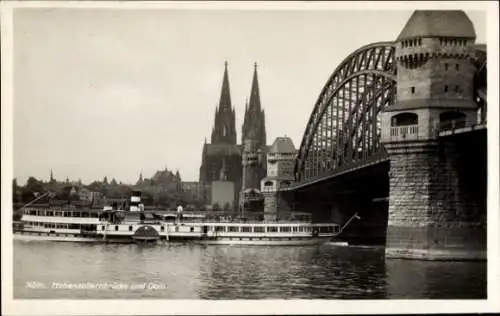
[14,241,484,299]
[197,245,387,299]
[385,258,486,299]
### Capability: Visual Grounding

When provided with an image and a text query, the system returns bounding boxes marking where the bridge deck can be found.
[438,123,486,137]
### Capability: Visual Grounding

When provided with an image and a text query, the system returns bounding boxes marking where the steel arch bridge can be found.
[294,41,487,186]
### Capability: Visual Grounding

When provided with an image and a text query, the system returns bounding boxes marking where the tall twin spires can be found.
[210,61,266,148]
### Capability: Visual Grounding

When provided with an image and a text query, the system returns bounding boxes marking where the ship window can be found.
[253,226,264,233]
[115,225,119,231]
[280,227,291,232]
[101,225,105,231]
[129,226,133,231]
[267,226,278,233]
[161,226,165,232]
[215,226,226,232]
[228,226,238,232]
[55,212,62,217]
[241,226,251,233]
[190,227,194,232]
[292,227,298,232]
[410,87,415,94]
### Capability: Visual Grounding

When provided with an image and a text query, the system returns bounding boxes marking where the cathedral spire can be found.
[219,60,232,111]
[211,62,237,144]
[242,62,266,147]
[248,62,261,112]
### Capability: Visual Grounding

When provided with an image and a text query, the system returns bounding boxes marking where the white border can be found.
[2,1,499,315]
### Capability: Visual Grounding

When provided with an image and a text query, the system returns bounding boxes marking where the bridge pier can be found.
[379,10,486,261]
[384,140,486,260]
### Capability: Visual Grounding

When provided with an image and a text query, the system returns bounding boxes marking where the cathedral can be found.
[199,62,267,215]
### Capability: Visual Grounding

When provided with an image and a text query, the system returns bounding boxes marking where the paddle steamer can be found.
[14,191,354,246]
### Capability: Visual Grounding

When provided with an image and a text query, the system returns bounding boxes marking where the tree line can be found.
[12,168,204,210]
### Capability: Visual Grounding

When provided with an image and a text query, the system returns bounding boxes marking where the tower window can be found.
[455,64,460,71]
[444,63,449,71]
[444,85,449,93]
[455,85,460,92]
[410,87,415,94]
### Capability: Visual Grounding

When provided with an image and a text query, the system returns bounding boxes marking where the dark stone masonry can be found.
[385,140,485,260]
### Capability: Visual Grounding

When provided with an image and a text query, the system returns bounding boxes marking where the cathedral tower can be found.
[240,63,268,217]
[199,62,242,211]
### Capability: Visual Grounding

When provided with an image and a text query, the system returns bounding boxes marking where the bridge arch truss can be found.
[294,41,488,185]
[295,42,397,183]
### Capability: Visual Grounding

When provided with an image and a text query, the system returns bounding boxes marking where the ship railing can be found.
[173,219,338,225]
[98,218,339,226]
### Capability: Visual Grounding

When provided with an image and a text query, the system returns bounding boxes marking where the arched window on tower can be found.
[391,112,418,127]
[390,112,419,139]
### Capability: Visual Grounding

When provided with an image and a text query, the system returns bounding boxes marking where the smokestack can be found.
[129,190,142,212]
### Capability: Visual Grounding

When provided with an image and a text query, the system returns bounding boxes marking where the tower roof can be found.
[397,10,476,41]
[210,62,237,144]
[242,62,266,147]
[248,62,261,111]
[269,137,296,154]
[218,61,232,110]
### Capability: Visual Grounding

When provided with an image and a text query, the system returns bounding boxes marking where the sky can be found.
[11,6,486,185]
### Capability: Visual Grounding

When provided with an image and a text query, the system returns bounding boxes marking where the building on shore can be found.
[181,181,203,203]
[261,136,297,221]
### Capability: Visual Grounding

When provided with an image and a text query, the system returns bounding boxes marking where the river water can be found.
[13,240,486,299]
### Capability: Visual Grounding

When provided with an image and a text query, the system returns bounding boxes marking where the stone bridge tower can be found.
[380,11,485,260]
[261,137,297,221]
